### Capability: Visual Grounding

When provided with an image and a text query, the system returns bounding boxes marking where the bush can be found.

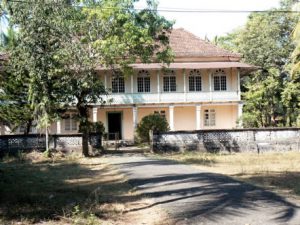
[79,121,105,134]
[136,114,169,143]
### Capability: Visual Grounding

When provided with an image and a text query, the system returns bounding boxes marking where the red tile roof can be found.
[169,28,240,58]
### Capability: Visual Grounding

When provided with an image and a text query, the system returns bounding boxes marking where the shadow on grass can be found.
[0,157,132,223]
[235,171,300,196]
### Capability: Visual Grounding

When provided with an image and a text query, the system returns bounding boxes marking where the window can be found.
[189,69,202,91]
[204,109,216,126]
[154,110,166,118]
[163,70,176,92]
[213,69,227,91]
[64,114,77,131]
[137,70,150,92]
[19,121,36,133]
[19,124,33,133]
[112,74,125,93]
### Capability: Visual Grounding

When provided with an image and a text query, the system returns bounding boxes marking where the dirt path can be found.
[104,153,300,225]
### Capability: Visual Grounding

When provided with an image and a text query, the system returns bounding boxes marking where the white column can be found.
[169,105,174,131]
[183,69,187,102]
[196,105,202,130]
[238,103,243,128]
[56,120,61,134]
[104,73,107,88]
[157,70,160,103]
[131,74,134,93]
[237,69,241,101]
[208,70,212,101]
[133,106,138,129]
[92,107,98,122]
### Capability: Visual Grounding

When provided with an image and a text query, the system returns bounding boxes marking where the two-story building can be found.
[1,28,255,140]
[60,28,254,141]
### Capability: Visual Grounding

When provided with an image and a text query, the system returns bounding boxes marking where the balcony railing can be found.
[101,91,240,105]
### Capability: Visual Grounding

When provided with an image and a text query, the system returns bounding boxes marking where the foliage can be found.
[0,69,34,134]
[3,0,173,156]
[79,121,105,134]
[217,0,299,127]
[136,114,169,143]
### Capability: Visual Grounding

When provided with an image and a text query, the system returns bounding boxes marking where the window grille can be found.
[137,70,150,92]
[163,70,176,92]
[204,109,216,126]
[189,69,202,91]
[65,114,77,131]
[154,110,166,118]
[213,69,227,91]
[112,74,125,93]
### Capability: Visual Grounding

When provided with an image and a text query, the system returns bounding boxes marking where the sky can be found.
[135,0,281,39]
[0,0,281,40]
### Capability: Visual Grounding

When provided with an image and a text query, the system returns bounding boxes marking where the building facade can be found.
[1,29,255,140]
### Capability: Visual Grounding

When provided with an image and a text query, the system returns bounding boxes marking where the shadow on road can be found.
[113,158,300,224]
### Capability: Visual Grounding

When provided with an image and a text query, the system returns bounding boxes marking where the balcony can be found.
[101,91,240,105]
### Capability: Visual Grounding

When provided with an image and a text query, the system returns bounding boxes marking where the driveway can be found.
[107,154,300,225]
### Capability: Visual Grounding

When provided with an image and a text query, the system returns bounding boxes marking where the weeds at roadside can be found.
[0,151,133,224]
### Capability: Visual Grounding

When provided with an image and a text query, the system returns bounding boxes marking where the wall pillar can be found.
[104,73,107,89]
[133,106,138,129]
[157,70,160,103]
[238,103,243,128]
[183,69,187,102]
[237,69,241,101]
[196,105,202,130]
[92,107,98,123]
[56,120,61,134]
[131,74,134,93]
[169,105,175,131]
[208,70,212,101]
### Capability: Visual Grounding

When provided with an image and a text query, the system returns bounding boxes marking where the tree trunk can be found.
[44,127,51,157]
[24,119,33,135]
[82,128,89,157]
[77,101,90,157]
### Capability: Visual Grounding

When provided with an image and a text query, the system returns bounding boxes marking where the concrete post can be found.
[238,103,243,128]
[133,106,138,129]
[196,105,202,130]
[56,120,61,134]
[92,107,98,123]
[169,105,175,131]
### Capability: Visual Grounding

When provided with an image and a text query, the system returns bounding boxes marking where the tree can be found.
[286,2,300,126]
[0,62,35,134]
[290,2,300,78]
[5,0,173,156]
[217,0,298,127]
[5,1,74,155]
[136,114,169,143]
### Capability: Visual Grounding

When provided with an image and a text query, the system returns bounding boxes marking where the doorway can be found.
[107,112,122,140]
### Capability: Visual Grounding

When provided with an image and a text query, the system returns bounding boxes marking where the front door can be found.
[107,112,122,140]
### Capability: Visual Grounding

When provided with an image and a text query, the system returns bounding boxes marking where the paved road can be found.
[107,154,300,225]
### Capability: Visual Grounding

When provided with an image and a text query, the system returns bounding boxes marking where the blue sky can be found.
[135,0,281,39]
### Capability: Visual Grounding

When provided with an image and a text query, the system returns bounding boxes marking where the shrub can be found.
[79,121,105,134]
[136,114,169,143]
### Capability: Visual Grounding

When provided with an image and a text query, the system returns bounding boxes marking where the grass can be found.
[0,151,135,225]
[158,151,300,198]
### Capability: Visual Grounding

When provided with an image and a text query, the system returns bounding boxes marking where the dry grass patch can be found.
[159,151,300,198]
[0,152,136,225]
